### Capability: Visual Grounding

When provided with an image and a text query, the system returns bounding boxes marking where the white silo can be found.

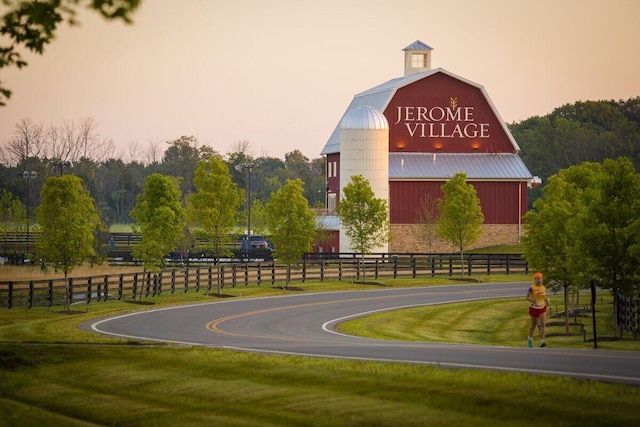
[339,105,390,253]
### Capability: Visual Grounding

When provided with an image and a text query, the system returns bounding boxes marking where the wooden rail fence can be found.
[1,254,529,309]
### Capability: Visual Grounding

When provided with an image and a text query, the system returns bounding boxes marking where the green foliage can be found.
[337,175,390,254]
[522,163,597,292]
[510,97,640,206]
[0,0,141,105]
[524,158,640,296]
[35,175,101,273]
[249,198,268,236]
[0,189,26,240]
[186,157,242,260]
[35,175,101,310]
[265,179,316,271]
[130,173,185,269]
[436,172,483,252]
[575,158,640,294]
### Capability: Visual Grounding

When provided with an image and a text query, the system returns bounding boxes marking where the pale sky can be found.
[1,0,639,161]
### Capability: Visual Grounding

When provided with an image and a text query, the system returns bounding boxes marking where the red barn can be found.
[319,41,537,254]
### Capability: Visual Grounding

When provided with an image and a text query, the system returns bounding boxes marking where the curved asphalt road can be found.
[83,282,640,385]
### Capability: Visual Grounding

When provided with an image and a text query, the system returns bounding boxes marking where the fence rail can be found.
[1,254,529,309]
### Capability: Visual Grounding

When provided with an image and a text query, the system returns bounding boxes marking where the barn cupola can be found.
[403,40,433,76]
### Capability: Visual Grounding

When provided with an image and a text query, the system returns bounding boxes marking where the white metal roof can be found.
[340,105,389,130]
[389,153,532,180]
[321,68,520,155]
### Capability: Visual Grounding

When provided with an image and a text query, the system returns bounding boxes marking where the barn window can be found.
[411,53,425,68]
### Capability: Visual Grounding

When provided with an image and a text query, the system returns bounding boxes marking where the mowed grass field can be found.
[1,268,640,426]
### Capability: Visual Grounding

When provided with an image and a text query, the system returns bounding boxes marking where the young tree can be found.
[186,156,242,263]
[524,158,640,336]
[265,179,316,288]
[436,172,484,278]
[576,158,640,296]
[523,163,598,332]
[35,175,101,311]
[338,175,390,281]
[0,189,26,255]
[130,173,185,270]
[415,194,439,254]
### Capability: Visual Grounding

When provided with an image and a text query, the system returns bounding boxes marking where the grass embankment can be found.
[1,271,639,426]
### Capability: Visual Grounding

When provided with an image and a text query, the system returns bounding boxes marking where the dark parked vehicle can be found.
[237,235,273,261]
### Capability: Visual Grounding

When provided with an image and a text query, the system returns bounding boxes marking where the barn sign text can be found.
[393,97,490,139]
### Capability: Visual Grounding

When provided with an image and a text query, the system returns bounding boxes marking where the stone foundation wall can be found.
[390,223,523,253]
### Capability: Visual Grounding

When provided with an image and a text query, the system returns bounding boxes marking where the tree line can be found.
[510,96,640,205]
[0,128,326,226]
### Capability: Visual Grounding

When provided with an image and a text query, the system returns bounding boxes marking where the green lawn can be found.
[1,274,639,426]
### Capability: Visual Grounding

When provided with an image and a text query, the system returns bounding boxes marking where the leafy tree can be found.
[523,163,599,331]
[35,175,101,311]
[186,156,242,262]
[0,0,141,105]
[436,173,484,278]
[130,173,185,269]
[0,189,26,255]
[265,179,316,287]
[338,175,390,281]
[249,198,268,237]
[576,158,640,296]
[160,135,206,195]
[510,97,640,207]
[524,158,640,336]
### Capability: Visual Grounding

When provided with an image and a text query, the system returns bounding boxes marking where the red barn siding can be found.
[390,181,527,225]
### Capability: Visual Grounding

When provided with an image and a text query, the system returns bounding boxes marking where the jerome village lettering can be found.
[394,98,490,139]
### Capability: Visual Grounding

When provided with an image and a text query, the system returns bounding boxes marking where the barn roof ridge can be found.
[321,68,520,156]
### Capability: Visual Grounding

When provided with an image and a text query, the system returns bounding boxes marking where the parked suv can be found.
[238,235,273,260]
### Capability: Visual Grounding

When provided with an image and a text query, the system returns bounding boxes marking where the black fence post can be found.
[302,258,307,283]
[103,275,109,301]
[132,273,138,299]
[257,263,262,285]
[118,274,124,300]
[28,280,34,309]
[8,281,13,308]
[232,264,237,288]
[412,256,417,278]
[48,279,53,307]
[145,271,151,297]
[87,276,92,304]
